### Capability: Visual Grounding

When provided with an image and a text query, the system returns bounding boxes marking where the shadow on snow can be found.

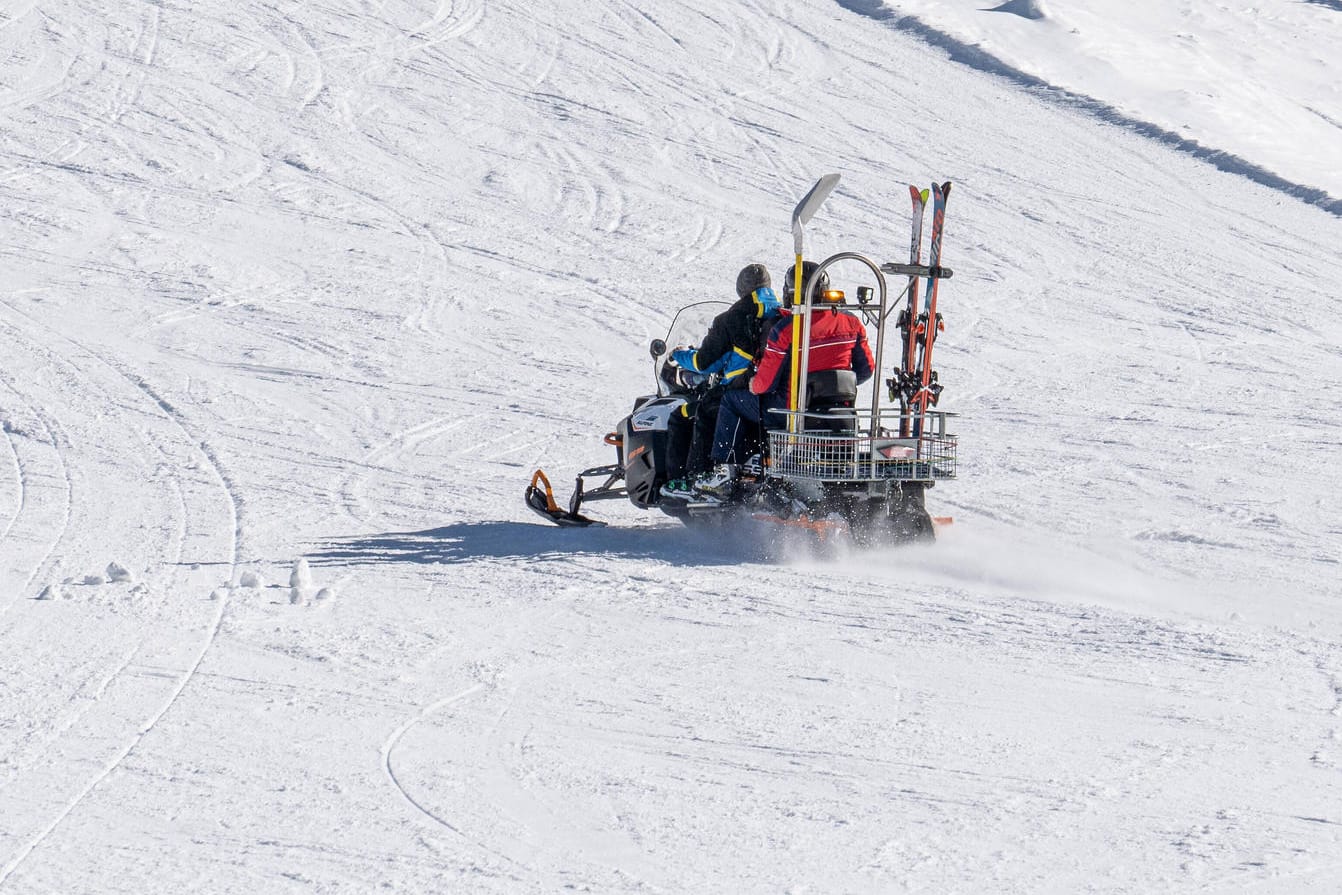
[308,520,770,568]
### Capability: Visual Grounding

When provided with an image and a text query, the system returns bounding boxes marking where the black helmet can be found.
[735,263,771,300]
[782,261,831,307]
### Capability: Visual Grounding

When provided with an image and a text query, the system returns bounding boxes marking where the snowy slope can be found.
[3,0,1342,892]
[876,0,1342,205]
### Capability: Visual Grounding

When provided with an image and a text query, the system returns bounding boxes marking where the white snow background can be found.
[2,0,1342,891]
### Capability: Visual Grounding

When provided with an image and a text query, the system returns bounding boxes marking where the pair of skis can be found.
[893,181,951,438]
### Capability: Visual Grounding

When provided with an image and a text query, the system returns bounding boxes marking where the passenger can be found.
[697,261,873,496]
[660,263,780,498]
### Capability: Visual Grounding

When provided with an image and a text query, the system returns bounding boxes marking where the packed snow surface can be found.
[880,0,1342,202]
[2,0,1342,892]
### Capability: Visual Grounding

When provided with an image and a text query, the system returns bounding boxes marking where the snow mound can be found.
[987,0,1048,19]
[289,559,315,604]
[289,558,312,589]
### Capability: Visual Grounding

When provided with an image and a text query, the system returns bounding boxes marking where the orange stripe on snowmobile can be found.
[751,513,848,541]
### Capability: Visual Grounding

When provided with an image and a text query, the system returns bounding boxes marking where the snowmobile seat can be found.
[803,370,858,434]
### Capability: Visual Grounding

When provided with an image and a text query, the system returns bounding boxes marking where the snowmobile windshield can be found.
[655,300,730,396]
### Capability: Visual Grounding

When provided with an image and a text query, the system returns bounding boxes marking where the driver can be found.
[660,263,780,497]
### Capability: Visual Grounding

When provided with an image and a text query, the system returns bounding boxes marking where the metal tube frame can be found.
[794,252,890,437]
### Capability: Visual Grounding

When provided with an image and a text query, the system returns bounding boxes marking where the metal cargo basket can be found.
[767,412,957,483]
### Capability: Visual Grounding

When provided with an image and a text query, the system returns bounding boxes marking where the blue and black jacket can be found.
[671,286,781,390]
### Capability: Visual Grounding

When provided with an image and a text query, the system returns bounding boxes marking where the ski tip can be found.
[908,185,929,206]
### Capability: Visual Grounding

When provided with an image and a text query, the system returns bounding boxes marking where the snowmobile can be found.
[525,174,959,544]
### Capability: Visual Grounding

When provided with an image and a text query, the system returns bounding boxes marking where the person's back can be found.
[750,260,873,408]
[750,305,873,403]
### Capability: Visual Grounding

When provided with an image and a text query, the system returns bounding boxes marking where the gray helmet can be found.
[782,261,831,307]
[735,263,771,299]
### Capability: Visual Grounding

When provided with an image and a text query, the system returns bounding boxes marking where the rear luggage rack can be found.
[768,411,956,483]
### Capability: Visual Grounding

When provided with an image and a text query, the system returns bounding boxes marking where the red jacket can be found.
[750,309,874,396]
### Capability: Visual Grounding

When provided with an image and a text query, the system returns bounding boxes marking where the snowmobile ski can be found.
[524,469,608,527]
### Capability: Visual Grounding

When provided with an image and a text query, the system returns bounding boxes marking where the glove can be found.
[671,348,698,370]
[679,369,709,388]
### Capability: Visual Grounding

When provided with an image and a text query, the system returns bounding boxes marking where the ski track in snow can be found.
[0,412,21,544]
[381,683,486,836]
[0,300,242,886]
[329,542,1342,889]
[0,318,78,612]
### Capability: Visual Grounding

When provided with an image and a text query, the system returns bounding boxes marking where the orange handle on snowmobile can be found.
[528,469,561,513]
